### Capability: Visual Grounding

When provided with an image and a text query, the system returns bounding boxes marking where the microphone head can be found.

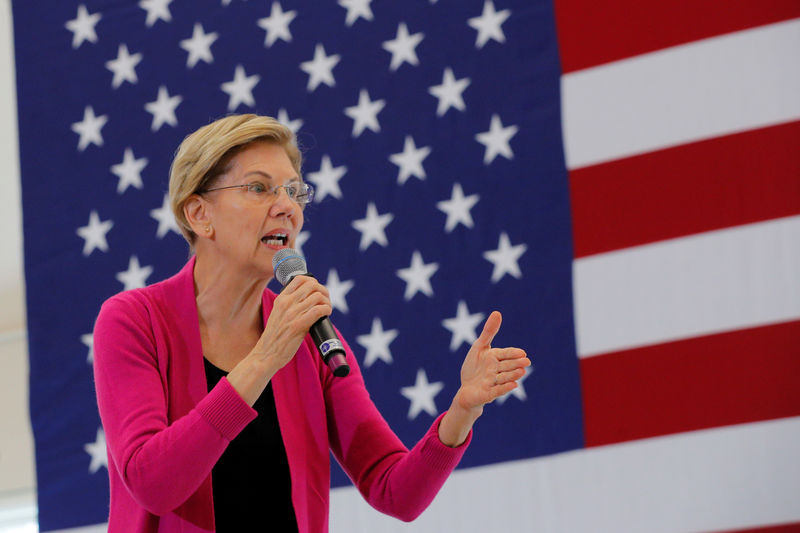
[272,248,307,287]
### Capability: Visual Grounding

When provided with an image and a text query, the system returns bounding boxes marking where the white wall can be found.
[0,0,37,513]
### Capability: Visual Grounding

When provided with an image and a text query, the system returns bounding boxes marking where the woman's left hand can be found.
[438,311,530,446]
[454,311,530,412]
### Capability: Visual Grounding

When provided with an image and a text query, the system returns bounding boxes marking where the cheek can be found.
[219,205,262,240]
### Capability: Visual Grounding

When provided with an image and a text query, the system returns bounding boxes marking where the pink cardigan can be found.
[93,257,471,532]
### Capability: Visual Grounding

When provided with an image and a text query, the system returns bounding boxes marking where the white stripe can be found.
[331,417,800,533]
[573,216,800,358]
[561,18,800,170]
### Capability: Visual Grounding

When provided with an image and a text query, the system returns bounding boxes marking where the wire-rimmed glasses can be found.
[199,180,315,206]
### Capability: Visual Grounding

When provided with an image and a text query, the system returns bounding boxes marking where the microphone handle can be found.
[309,316,350,377]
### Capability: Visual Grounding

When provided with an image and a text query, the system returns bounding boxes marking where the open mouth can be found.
[261,233,288,247]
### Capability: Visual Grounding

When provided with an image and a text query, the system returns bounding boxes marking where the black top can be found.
[204,358,298,532]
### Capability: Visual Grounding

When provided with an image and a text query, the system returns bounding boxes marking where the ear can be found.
[184,194,212,238]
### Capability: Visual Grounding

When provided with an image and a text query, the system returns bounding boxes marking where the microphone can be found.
[272,248,350,377]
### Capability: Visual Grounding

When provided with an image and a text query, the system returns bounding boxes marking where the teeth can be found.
[262,233,287,245]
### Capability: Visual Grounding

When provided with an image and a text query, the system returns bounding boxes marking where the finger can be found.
[281,274,310,294]
[286,276,327,304]
[316,282,330,299]
[303,278,331,301]
[291,274,327,294]
[496,358,530,373]
[298,283,330,307]
[490,382,517,400]
[296,293,333,323]
[476,310,502,348]
[493,347,527,360]
[298,302,333,327]
[495,367,527,386]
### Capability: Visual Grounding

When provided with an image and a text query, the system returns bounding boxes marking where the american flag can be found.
[12,0,800,531]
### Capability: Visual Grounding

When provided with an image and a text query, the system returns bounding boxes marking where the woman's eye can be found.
[248,183,266,193]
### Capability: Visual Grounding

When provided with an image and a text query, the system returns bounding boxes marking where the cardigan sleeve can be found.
[323,333,471,522]
[93,292,257,515]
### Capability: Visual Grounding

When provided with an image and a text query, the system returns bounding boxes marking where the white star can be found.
[483,232,527,283]
[144,85,182,131]
[111,148,148,194]
[338,0,374,26]
[382,22,423,71]
[150,193,181,238]
[356,318,398,368]
[139,0,173,27]
[351,202,393,251]
[258,2,297,47]
[221,65,260,111]
[324,268,355,314]
[389,135,431,185]
[475,114,518,164]
[71,106,108,152]
[344,89,386,137]
[84,428,108,474]
[496,366,533,405]
[180,22,218,68]
[65,5,101,49]
[307,155,346,202]
[81,333,94,364]
[294,230,310,257]
[299,44,341,92]
[467,0,511,49]
[401,369,444,420]
[442,301,485,352]
[396,251,439,301]
[76,210,113,256]
[277,108,303,136]
[428,67,470,117]
[437,183,479,232]
[105,44,142,88]
[116,256,154,291]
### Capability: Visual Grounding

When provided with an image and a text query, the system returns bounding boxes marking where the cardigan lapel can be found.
[262,289,315,533]
[168,256,209,409]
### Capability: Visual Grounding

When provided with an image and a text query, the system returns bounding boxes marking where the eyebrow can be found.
[243,170,301,182]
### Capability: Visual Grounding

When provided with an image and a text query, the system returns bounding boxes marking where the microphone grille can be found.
[272,248,307,287]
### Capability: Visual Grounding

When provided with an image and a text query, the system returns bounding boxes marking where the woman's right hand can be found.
[227,275,332,405]
[253,274,332,373]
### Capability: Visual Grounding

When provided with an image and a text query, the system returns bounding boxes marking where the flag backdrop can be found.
[11,0,800,531]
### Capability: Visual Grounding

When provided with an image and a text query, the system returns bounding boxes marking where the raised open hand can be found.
[454,311,530,412]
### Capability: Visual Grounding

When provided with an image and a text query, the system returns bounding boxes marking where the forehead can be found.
[224,141,297,181]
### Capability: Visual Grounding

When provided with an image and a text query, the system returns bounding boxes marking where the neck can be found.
[193,253,269,333]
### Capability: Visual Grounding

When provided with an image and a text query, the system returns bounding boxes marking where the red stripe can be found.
[581,320,800,447]
[553,1,800,73]
[569,121,800,258]
[717,523,800,533]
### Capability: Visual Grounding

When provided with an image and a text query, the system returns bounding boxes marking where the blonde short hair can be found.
[169,114,302,247]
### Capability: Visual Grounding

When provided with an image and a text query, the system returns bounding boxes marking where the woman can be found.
[93,114,530,532]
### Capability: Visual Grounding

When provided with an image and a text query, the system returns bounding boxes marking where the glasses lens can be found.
[298,183,314,204]
[285,183,299,200]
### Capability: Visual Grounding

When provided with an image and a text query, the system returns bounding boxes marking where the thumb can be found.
[476,311,502,348]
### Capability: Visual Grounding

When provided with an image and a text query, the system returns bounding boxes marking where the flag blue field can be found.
[14,1,580,530]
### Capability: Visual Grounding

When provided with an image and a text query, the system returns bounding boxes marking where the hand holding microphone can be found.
[271,248,350,377]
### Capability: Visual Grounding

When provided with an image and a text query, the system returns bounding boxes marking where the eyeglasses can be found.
[199,180,315,206]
